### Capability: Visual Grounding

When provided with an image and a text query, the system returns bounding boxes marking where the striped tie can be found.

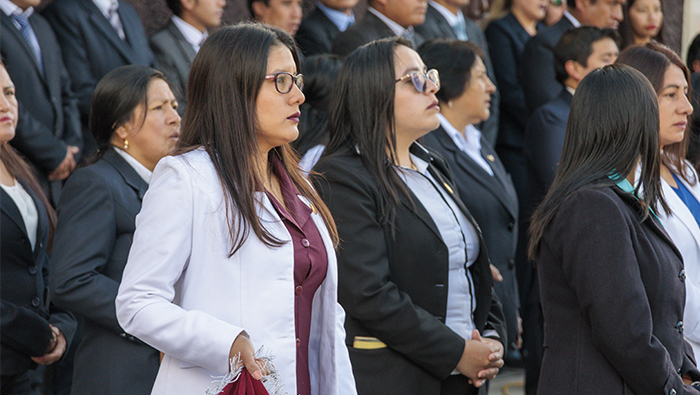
[11,14,43,72]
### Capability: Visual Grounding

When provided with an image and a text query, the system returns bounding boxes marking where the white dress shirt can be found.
[1,180,39,249]
[316,1,355,32]
[0,0,33,21]
[396,152,480,344]
[428,1,468,40]
[563,10,581,27]
[113,146,152,184]
[92,0,118,19]
[172,15,208,53]
[439,114,493,176]
[367,7,415,38]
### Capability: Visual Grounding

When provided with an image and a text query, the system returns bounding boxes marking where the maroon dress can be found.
[265,158,328,395]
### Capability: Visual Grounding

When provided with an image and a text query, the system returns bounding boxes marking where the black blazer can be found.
[486,12,542,150]
[1,179,76,376]
[312,143,506,395]
[524,89,572,201]
[421,126,520,350]
[42,0,156,133]
[415,4,500,146]
[537,185,700,394]
[149,20,197,116]
[296,6,342,57]
[49,148,158,394]
[331,11,423,57]
[0,11,83,194]
[520,16,574,114]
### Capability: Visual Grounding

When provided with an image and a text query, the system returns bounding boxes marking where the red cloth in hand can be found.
[218,369,270,395]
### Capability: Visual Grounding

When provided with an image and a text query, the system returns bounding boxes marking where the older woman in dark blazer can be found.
[48,65,181,395]
[312,37,506,395]
[529,64,700,394]
[418,39,521,360]
[0,62,76,394]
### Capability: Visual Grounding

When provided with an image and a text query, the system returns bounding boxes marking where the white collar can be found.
[565,85,576,96]
[368,7,409,36]
[428,1,463,27]
[113,147,153,184]
[92,0,118,19]
[0,0,33,18]
[438,113,482,152]
[171,15,208,52]
[563,10,581,27]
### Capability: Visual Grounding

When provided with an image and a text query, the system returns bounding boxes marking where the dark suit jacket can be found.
[421,126,519,350]
[537,185,700,394]
[331,11,423,57]
[415,4,500,146]
[0,11,83,199]
[312,143,506,395]
[523,89,571,203]
[42,0,156,138]
[1,178,77,376]
[296,6,342,57]
[486,12,542,151]
[520,16,574,114]
[149,20,196,115]
[49,148,158,394]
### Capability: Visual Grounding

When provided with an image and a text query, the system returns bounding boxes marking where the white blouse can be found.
[1,179,38,249]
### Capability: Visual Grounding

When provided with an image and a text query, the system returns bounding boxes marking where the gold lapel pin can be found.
[486,154,495,162]
[443,183,454,194]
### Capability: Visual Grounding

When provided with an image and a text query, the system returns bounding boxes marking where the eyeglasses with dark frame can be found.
[264,72,304,94]
[395,69,440,93]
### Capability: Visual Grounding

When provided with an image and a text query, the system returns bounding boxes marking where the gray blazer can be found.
[150,20,197,115]
[332,12,424,57]
[415,4,500,146]
[49,148,159,395]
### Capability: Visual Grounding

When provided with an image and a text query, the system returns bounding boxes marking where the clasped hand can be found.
[31,325,66,365]
[456,329,505,388]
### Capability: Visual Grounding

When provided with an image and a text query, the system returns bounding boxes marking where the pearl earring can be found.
[124,139,129,150]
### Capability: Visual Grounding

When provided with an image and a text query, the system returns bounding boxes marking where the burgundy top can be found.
[265,158,328,395]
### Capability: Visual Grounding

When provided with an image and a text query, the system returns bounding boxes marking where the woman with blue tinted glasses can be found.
[116,23,355,395]
[311,37,506,395]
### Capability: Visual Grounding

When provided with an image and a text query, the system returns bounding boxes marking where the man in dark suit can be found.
[150,0,225,115]
[0,0,83,205]
[296,0,358,57]
[42,0,156,156]
[521,26,619,395]
[415,0,500,145]
[331,0,428,57]
[520,0,624,114]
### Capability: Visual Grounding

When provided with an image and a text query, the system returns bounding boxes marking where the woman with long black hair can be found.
[529,64,700,394]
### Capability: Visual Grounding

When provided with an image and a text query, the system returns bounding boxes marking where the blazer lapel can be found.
[431,126,516,218]
[0,187,29,239]
[426,5,457,39]
[479,139,518,218]
[166,21,197,64]
[1,13,44,78]
[83,0,136,64]
[18,179,49,259]
[102,148,149,201]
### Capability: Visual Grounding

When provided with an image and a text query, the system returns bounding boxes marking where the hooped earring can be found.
[124,139,129,150]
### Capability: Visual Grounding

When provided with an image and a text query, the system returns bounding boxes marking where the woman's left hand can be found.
[31,325,66,365]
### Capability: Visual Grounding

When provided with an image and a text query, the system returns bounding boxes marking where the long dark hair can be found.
[528,65,665,260]
[616,42,694,185]
[0,63,56,243]
[178,23,338,256]
[89,65,168,161]
[321,36,413,225]
[618,0,664,50]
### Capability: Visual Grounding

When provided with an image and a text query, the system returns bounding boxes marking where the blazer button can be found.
[675,321,684,334]
[28,265,38,275]
[507,222,515,231]
[300,238,310,248]
[670,389,677,395]
[296,338,301,347]
[295,286,303,295]
[508,260,515,270]
[679,270,686,282]
[31,296,41,307]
